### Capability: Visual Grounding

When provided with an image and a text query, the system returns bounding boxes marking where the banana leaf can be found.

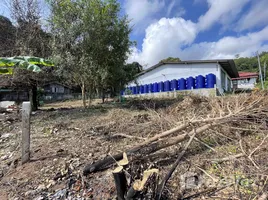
[0,56,53,75]
[12,56,54,66]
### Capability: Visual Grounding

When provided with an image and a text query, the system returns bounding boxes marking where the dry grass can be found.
[0,92,267,199]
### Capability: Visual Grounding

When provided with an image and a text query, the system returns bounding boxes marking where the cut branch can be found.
[83,123,216,175]
[155,128,198,200]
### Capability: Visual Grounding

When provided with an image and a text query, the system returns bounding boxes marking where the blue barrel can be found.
[144,84,149,93]
[164,81,171,91]
[153,82,159,92]
[196,75,205,88]
[133,86,137,94]
[130,86,134,94]
[137,86,140,94]
[149,83,154,93]
[171,79,178,91]
[186,76,195,90]
[140,85,144,94]
[159,82,164,92]
[179,78,186,90]
[206,73,216,88]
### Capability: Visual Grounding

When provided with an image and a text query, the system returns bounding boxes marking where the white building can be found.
[126,60,239,96]
[232,72,258,90]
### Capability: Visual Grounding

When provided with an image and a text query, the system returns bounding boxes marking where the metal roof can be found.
[137,59,239,78]
[232,72,259,80]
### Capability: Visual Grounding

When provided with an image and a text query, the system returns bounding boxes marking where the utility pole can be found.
[257,51,264,90]
[264,61,267,81]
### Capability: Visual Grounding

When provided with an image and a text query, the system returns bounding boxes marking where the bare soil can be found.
[0,97,267,200]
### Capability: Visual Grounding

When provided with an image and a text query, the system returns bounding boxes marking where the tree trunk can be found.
[81,82,86,108]
[113,166,127,200]
[102,89,105,103]
[31,85,38,111]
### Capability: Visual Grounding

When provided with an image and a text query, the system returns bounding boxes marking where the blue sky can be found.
[1,0,268,67]
[122,0,268,67]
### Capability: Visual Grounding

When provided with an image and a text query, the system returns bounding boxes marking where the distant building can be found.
[123,59,239,97]
[42,82,81,101]
[232,72,259,90]
[43,82,71,94]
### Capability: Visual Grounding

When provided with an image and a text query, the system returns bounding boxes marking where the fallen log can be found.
[83,123,216,175]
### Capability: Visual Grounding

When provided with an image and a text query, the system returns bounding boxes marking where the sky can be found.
[1,0,268,68]
[121,0,268,68]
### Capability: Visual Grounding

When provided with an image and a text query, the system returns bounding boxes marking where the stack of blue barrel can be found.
[122,73,216,95]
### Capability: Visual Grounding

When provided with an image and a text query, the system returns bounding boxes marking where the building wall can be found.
[44,84,71,94]
[128,63,232,93]
[51,84,65,93]
[125,88,216,98]
[236,77,257,89]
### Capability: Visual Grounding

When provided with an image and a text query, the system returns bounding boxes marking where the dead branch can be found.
[83,123,215,175]
[258,193,268,200]
[110,133,145,140]
[208,153,245,163]
[193,137,216,152]
[249,134,268,158]
[155,128,198,200]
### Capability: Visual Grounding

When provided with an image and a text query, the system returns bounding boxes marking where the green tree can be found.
[160,57,181,63]
[0,0,53,110]
[0,16,16,57]
[48,0,133,106]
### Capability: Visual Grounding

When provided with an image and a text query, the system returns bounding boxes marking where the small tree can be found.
[48,0,134,106]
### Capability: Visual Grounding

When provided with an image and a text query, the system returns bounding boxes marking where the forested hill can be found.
[234,52,268,72]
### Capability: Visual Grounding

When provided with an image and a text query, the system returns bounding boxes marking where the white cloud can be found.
[198,0,249,31]
[128,17,268,67]
[181,26,268,59]
[124,0,165,34]
[128,17,198,66]
[124,0,185,34]
[126,0,268,67]
[237,0,268,31]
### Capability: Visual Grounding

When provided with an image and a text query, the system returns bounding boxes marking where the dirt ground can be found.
[0,97,267,200]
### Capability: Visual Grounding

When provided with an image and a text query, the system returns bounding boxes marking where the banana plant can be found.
[0,56,54,74]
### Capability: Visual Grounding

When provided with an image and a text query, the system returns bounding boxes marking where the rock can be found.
[51,188,68,199]
[1,133,11,139]
[37,184,46,191]
[1,155,9,161]
[180,172,203,190]
[33,196,44,200]
[25,190,36,196]
[47,180,56,188]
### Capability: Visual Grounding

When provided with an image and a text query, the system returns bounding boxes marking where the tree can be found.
[48,0,133,106]
[0,16,16,56]
[122,62,143,84]
[11,0,51,57]
[1,0,53,110]
[160,57,181,63]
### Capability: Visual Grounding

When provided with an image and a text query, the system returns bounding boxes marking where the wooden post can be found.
[22,102,31,164]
